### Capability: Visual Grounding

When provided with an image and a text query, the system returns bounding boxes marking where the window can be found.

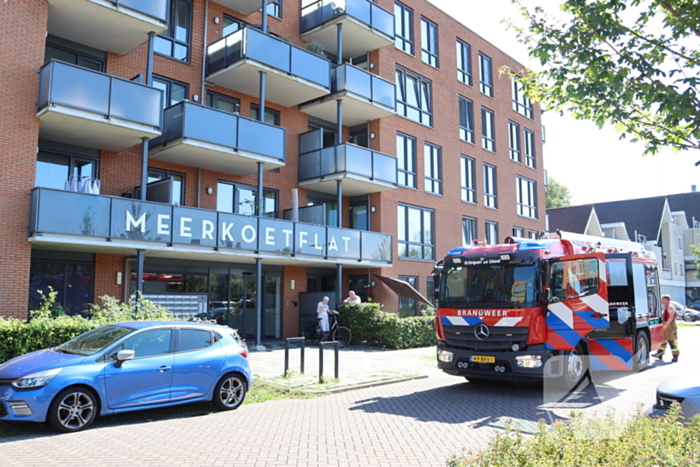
[179,329,213,352]
[456,39,472,86]
[524,129,536,168]
[424,143,441,195]
[207,92,240,114]
[481,107,495,152]
[29,260,94,316]
[223,15,245,38]
[394,2,413,54]
[479,53,493,97]
[485,221,498,245]
[397,133,416,188]
[153,76,188,108]
[421,17,438,67]
[549,258,599,302]
[154,0,192,61]
[462,217,477,246]
[396,66,432,126]
[45,43,104,72]
[217,181,277,218]
[528,230,539,239]
[513,227,524,237]
[264,0,282,19]
[512,78,533,119]
[459,96,474,144]
[398,275,418,317]
[149,169,185,205]
[678,236,683,250]
[398,204,434,260]
[483,163,497,209]
[307,196,337,227]
[460,156,476,203]
[251,104,280,126]
[116,329,173,359]
[516,176,538,219]
[509,121,521,162]
[35,151,97,190]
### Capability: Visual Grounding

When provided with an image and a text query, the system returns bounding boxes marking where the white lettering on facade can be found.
[157,214,170,235]
[241,224,256,244]
[342,236,351,252]
[126,211,146,233]
[265,227,275,246]
[283,229,293,247]
[180,217,192,238]
[221,222,234,242]
[456,309,510,317]
[202,220,214,240]
[299,231,308,248]
[313,233,323,250]
[328,235,338,252]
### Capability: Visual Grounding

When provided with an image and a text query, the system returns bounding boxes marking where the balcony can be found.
[300,64,395,126]
[29,187,393,266]
[213,0,275,16]
[300,0,394,59]
[149,102,285,175]
[46,0,168,55]
[298,135,397,196]
[206,27,331,107]
[37,60,163,152]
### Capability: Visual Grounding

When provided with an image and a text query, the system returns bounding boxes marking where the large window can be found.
[154,0,192,61]
[223,15,245,38]
[396,66,432,126]
[459,96,474,144]
[397,133,416,188]
[424,143,441,195]
[513,227,524,237]
[153,76,188,108]
[29,260,94,316]
[512,79,533,119]
[398,204,434,260]
[483,163,497,209]
[462,217,477,246]
[45,42,104,72]
[149,169,184,205]
[529,230,539,239]
[485,221,498,245]
[481,107,495,152]
[207,91,240,114]
[394,2,414,54]
[217,181,277,217]
[516,176,538,219]
[36,151,97,190]
[479,53,493,97]
[456,39,472,86]
[307,196,337,227]
[524,129,536,168]
[251,104,280,126]
[460,155,476,204]
[398,275,418,317]
[509,121,521,162]
[421,17,439,67]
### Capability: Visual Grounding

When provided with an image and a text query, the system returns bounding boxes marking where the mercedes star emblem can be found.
[474,323,490,340]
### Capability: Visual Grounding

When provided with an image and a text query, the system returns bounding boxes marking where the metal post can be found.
[336,179,343,227]
[261,0,268,33]
[259,71,266,122]
[319,342,339,383]
[336,99,343,145]
[336,263,343,310]
[284,337,306,376]
[136,249,145,300]
[146,32,155,86]
[140,137,149,201]
[256,163,264,217]
[255,258,263,349]
[336,23,343,65]
[319,343,324,383]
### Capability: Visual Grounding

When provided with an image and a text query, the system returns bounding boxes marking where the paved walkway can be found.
[1,326,698,467]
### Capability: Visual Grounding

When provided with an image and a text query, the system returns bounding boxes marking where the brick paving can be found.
[1,326,698,467]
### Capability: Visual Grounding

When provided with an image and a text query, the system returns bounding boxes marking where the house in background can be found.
[547,190,700,305]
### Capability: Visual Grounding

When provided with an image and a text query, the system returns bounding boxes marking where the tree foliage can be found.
[545,177,573,208]
[508,0,700,155]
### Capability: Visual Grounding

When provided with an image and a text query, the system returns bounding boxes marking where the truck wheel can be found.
[634,332,650,372]
[560,346,588,390]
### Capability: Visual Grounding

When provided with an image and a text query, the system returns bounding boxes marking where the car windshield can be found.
[440,258,539,307]
[55,325,135,356]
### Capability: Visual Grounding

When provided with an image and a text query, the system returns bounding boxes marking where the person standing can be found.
[316,296,330,336]
[653,295,680,363]
[343,290,361,305]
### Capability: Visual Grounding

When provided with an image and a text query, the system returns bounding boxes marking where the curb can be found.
[271,374,430,395]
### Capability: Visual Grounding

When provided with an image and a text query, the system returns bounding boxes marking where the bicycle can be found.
[303,310,352,348]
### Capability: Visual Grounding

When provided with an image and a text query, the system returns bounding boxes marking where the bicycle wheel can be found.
[304,327,321,345]
[334,326,352,348]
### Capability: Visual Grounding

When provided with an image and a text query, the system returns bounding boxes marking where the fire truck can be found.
[432,231,664,387]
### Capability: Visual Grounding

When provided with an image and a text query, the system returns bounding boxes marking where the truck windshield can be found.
[440,259,538,307]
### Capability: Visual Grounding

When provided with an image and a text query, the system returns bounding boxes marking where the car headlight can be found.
[12,368,62,389]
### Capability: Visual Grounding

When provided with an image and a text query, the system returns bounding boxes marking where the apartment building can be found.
[0,0,545,342]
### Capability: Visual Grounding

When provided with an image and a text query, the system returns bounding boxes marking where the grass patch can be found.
[245,380,318,404]
[678,322,697,328]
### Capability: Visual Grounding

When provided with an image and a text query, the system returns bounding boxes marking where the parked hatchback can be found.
[652,377,700,423]
[0,321,251,432]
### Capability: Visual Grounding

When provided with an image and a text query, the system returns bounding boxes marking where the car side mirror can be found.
[114,349,135,368]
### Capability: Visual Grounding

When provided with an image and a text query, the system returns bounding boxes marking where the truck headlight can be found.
[12,368,62,389]
[515,355,542,369]
[437,350,454,363]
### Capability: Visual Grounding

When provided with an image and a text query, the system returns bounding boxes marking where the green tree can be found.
[545,177,572,208]
[507,0,700,155]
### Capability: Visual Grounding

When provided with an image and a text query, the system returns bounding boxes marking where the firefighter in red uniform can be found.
[653,295,680,363]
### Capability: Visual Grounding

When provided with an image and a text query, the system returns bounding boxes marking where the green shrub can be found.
[0,292,172,364]
[447,406,700,467]
[339,303,436,349]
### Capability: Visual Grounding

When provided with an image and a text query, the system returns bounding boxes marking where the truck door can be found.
[546,254,609,351]
[590,253,634,339]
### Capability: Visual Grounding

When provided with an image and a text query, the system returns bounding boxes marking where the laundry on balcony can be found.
[65,175,101,194]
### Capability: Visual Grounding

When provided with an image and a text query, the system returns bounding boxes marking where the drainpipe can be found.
[254,65,267,349]
[200,0,209,100]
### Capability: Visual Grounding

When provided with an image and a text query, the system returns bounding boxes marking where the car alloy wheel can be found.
[214,374,247,411]
[48,387,97,433]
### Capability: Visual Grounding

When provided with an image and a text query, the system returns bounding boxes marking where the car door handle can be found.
[158,366,172,372]
[591,312,608,319]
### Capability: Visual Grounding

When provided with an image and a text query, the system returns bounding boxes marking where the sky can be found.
[427,0,700,205]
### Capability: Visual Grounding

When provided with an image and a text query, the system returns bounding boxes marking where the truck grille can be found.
[443,325,528,352]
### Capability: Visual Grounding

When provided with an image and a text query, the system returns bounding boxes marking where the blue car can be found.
[0,321,251,433]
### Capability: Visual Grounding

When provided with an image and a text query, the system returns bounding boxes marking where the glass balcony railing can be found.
[301,0,394,38]
[29,187,392,264]
[38,60,163,129]
[114,0,169,22]
[150,101,285,162]
[298,142,397,186]
[332,64,395,109]
[206,27,331,90]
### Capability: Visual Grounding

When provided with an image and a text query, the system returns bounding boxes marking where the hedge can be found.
[338,303,436,349]
[0,291,171,364]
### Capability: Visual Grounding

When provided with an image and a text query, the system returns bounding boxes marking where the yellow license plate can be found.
[470,355,496,363]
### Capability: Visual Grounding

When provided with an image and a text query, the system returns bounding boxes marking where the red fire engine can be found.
[432,231,664,386]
